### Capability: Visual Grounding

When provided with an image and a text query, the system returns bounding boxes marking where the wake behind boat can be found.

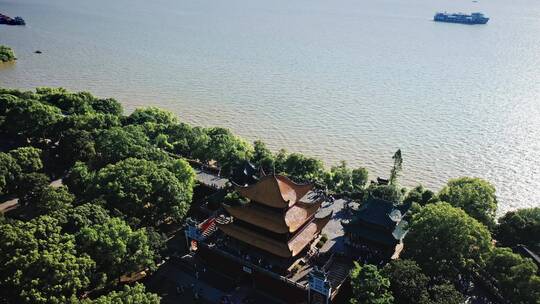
[434,12,489,25]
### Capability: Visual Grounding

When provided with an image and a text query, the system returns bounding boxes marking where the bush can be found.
[0,45,16,62]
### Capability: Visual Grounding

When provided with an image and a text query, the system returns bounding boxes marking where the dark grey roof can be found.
[353,197,409,230]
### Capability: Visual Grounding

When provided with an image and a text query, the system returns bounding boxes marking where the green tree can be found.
[352,167,369,191]
[427,283,463,304]
[36,88,95,115]
[33,185,75,214]
[154,133,174,150]
[350,263,394,304]
[91,158,194,227]
[0,45,16,62]
[166,123,210,159]
[54,202,111,234]
[90,98,123,116]
[204,127,253,173]
[127,106,178,125]
[94,126,150,165]
[280,152,324,182]
[251,140,275,173]
[16,172,50,206]
[65,162,96,198]
[382,260,430,304]
[367,184,403,203]
[59,113,121,134]
[403,202,492,281]
[9,146,43,173]
[437,177,497,228]
[84,283,160,304]
[0,152,21,195]
[328,161,354,193]
[0,216,95,304]
[389,149,403,185]
[3,98,62,141]
[495,207,540,252]
[403,185,434,206]
[485,247,540,304]
[57,129,97,168]
[76,217,157,284]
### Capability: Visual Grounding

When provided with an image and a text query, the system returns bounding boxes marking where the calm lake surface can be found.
[1,0,539,215]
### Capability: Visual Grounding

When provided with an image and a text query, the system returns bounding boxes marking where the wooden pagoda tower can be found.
[217,174,331,259]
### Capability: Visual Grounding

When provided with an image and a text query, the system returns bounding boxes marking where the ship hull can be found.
[434,17,489,25]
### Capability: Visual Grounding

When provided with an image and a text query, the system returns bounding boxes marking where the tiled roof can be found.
[235,175,314,208]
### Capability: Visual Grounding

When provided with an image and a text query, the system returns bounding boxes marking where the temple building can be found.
[218,174,331,260]
[342,197,410,260]
[184,173,349,303]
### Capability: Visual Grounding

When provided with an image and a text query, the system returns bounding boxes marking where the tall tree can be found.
[91,158,194,227]
[382,260,430,304]
[251,140,275,173]
[495,207,540,252]
[83,283,160,304]
[437,177,498,228]
[0,152,21,195]
[389,149,402,185]
[76,218,157,284]
[9,146,43,173]
[0,216,95,304]
[485,247,540,304]
[126,107,178,125]
[403,202,492,281]
[350,263,394,304]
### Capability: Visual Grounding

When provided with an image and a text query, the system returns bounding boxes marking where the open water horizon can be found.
[1,0,540,215]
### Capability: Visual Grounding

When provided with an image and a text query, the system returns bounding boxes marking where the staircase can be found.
[199,217,217,239]
[325,256,352,291]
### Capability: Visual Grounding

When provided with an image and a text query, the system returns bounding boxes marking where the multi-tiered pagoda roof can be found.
[217,174,330,258]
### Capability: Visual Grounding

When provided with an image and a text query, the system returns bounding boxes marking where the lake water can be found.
[1,0,540,215]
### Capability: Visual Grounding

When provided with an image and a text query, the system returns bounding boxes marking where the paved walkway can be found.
[194,169,228,190]
[318,199,352,254]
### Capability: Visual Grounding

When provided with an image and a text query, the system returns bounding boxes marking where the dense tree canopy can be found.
[9,146,43,173]
[54,202,111,234]
[251,140,275,173]
[84,283,160,304]
[203,127,253,172]
[93,126,154,167]
[403,185,434,206]
[0,152,21,195]
[403,202,493,280]
[367,184,403,203]
[495,207,540,252]
[350,263,394,304]
[90,158,194,227]
[382,259,463,304]
[485,247,540,304]
[32,185,75,214]
[127,107,178,126]
[3,98,62,141]
[0,216,95,304]
[382,260,430,304]
[76,217,157,284]
[437,177,498,228]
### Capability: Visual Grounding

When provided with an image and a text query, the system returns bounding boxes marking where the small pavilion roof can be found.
[235,175,314,209]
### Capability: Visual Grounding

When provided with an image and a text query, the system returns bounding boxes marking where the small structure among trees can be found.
[342,197,411,261]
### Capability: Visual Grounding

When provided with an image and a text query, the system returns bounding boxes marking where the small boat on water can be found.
[0,13,25,25]
[434,12,489,25]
